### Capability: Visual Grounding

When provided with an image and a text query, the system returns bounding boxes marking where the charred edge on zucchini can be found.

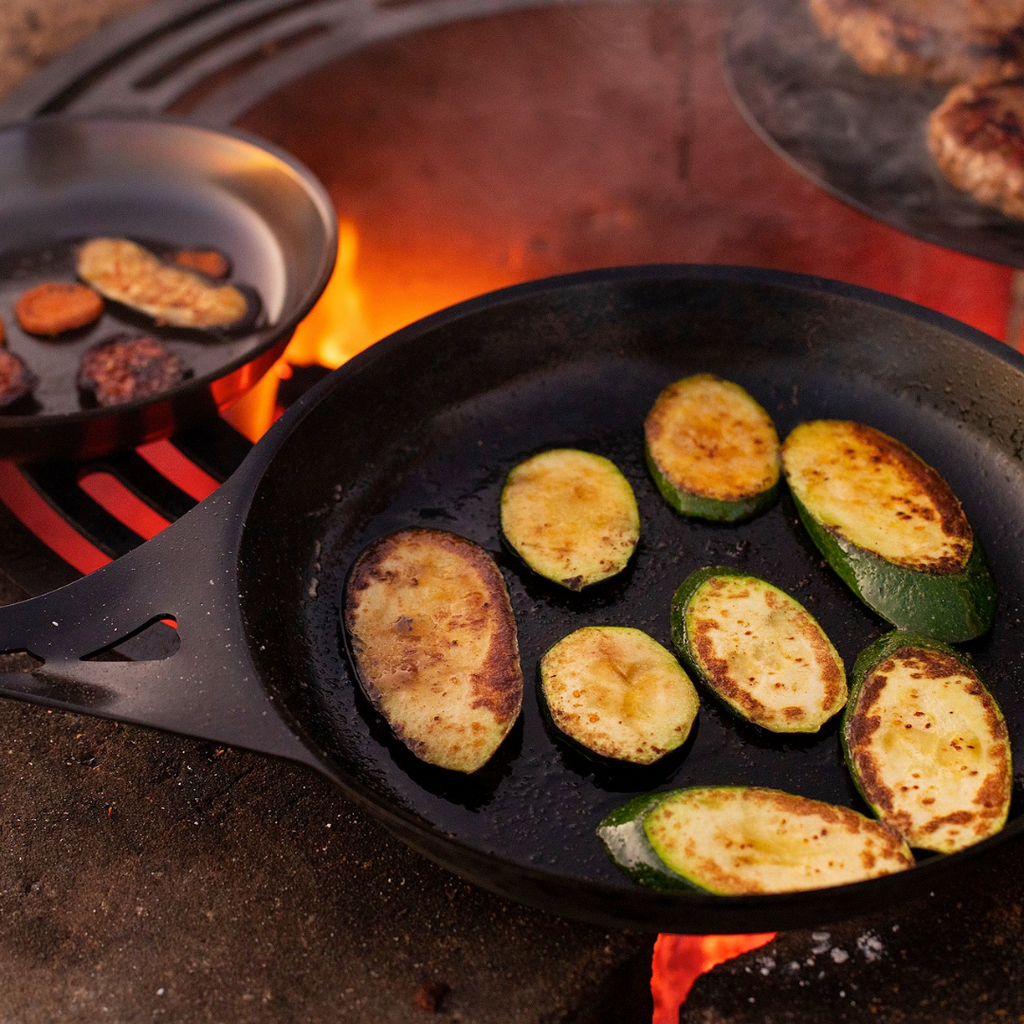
[76,237,260,333]
[670,567,847,733]
[843,631,1012,854]
[644,373,781,522]
[539,626,699,765]
[343,527,523,774]
[782,420,995,643]
[599,786,915,895]
[500,449,640,591]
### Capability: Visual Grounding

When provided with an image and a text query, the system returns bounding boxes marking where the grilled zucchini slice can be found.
[343,528,523,773]
[781,420,995,642]
[77,237,256,331]
[644,374,781,521]
[671,567,847,733]
[843,632,1012,854]
[539,626,699,765]
[598,786,915,894]
[500,449,640,590]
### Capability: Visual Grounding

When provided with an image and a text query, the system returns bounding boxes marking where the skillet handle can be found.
[0,493,320,771]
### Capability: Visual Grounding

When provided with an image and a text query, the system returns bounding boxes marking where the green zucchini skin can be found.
[842,631,1012,854]
[598,785,915,894]
[596,793,702,893]
[645,448,780,523]
[643,374,781,523]
[790,491,996,643]
[670,566,847,733]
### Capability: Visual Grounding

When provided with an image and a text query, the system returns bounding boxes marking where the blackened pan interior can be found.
[238,266,1024,931]
[0,114,336,459]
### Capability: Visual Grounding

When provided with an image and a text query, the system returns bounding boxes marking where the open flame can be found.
[651,932,777,1021]
[222,219,374,442]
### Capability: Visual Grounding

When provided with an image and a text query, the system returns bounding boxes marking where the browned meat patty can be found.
[809,0,1024,83]
[928,76,1024,218]
[0,348,38,408]
[77,334,190,407]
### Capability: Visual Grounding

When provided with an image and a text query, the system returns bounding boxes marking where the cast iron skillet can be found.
[0,264,1021,934]
[0,113,337,461]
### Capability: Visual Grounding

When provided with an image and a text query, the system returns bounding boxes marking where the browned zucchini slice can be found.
[671,567,847,733]
[77,237,255,331]
[599,786,915,894]
[500,448,639,590]
[539,626,699,765]
[644,374,781,521]
[781,419,995,642]
[843,632,1012,854]
[343,528,523,773]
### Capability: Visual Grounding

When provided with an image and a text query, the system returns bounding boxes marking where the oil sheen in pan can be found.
[305,352,985,889]
[0,237,265,416]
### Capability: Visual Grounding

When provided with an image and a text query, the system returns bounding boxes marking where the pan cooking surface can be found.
[721,0,1024,269]
[0,237,268,416]
[241,273,1024,920]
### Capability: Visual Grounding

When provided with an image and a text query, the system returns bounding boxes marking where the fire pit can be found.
[2,2,1024,1023]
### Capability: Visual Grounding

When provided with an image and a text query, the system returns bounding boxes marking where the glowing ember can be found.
[651,933,776,1023]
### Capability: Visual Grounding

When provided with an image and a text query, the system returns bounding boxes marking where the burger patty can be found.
[78,335,190,407]
[809,0,1024,83]
[928,77,1024,219]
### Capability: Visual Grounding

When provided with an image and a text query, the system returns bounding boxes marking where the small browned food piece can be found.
[809,0,1024,84]
[0,348,38,408]
[77,334,189,407]
[928,76,1024,219]
[14,282,104,336]
[344,528,523,773]
[77,237,254,331]
[172,247,231,279]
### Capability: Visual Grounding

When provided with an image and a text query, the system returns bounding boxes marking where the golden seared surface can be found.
[77,237,250,330]
[646,786,915,895]
[846,646,1011,853]
[540,626,699,765]
[782,419,972,572]
[500,448,639,590]
[644,374,780,503]
[344,528,522,774]
[685,574,847,733]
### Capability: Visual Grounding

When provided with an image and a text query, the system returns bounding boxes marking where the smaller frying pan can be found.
[0,265,1021,935]
[0,113,337,461]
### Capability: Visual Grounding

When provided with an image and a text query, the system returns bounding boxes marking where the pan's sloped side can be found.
[235,266,1024,932]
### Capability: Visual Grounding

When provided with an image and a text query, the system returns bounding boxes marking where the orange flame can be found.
[286,219,372,369]
[222,220,372,442]
[651,933,776,1023]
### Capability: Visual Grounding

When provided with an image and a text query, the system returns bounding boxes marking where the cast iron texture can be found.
[0,264,1022,933]
[0,112,336,460]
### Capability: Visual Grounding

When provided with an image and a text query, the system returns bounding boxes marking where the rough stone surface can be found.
[681,836,1024,1023]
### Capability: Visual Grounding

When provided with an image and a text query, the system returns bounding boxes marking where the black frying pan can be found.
[0,264,1021,934]
[0,113,337,461]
